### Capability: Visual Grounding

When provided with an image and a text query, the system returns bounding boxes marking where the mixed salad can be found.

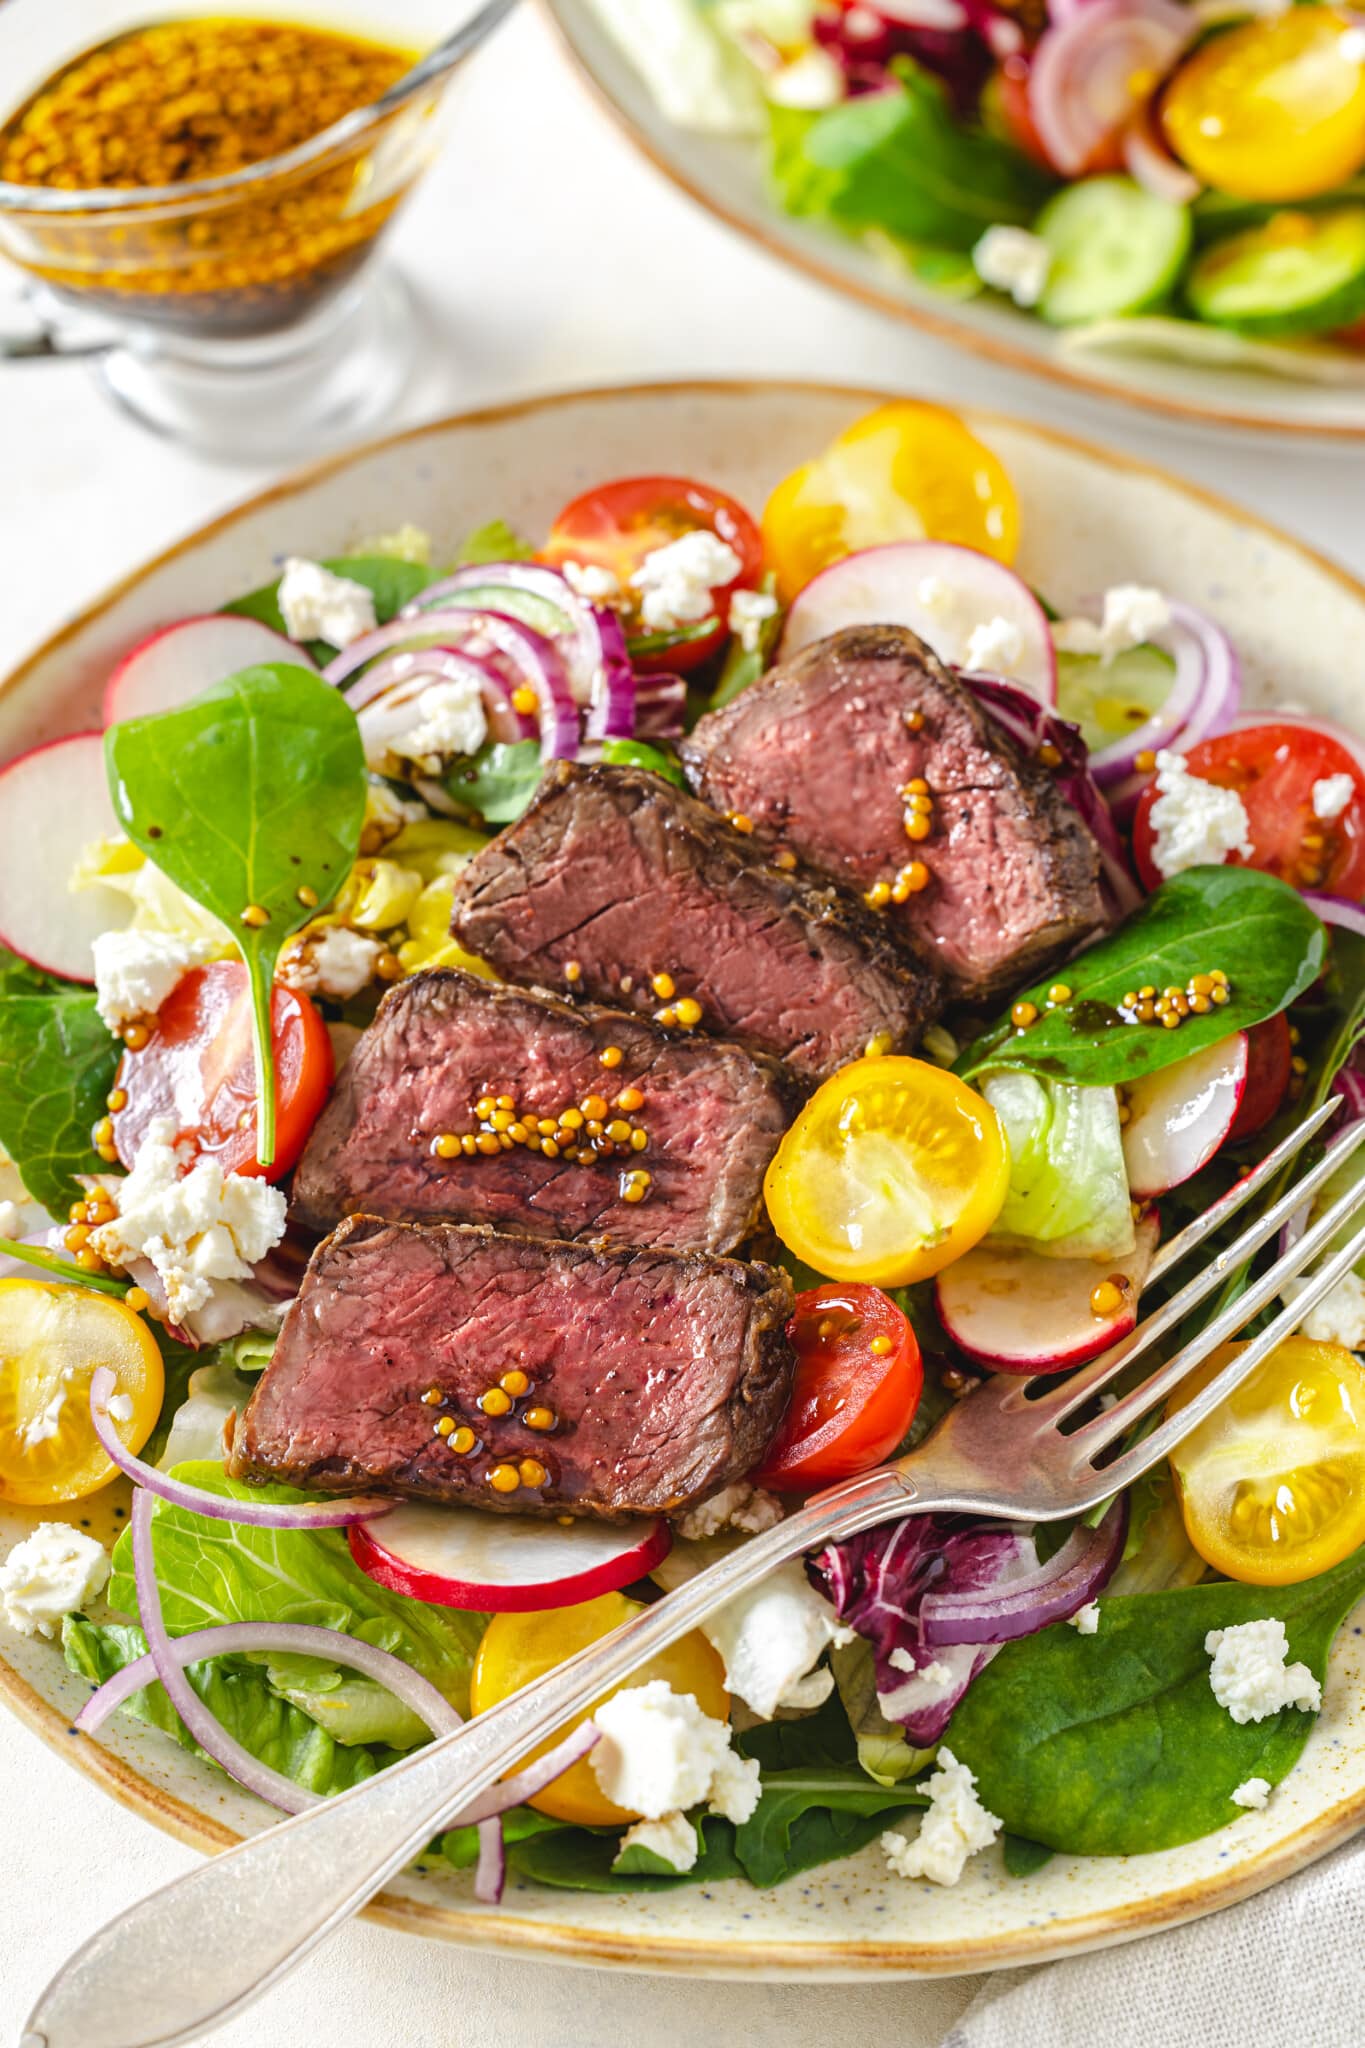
[2,400,1365,1906]
[585,0,1365,376]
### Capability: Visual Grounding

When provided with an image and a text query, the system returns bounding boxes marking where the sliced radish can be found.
[103,615,314,727]
[0,732,124,983]
[1122,1033,1249,1200]
[936,1213,1159,1376]
[348,1502,671,1613]
[779,541,1056,704]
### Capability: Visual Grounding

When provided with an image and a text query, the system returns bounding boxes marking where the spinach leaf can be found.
[224,554,441,650]
[509,1816,744,1891]
[1002,1834,1054,1877]
[734,1766,928,1888]
[600,739,686,787]
[453,518,535,567]
[105,662,366,1165]
[440,1806,565,1872]
[0,966,121,1213]
[626,617,719,660]
[710,576,784,712]
[946,1548,1365,1855]
[830,1638,933,1786]
[958,868,1327,1089]
[445,739,545,825]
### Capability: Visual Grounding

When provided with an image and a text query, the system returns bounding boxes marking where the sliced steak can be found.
[681,625,1110,1002]
[230,1216,795,1519]
[447,762,940,1080]
[291,968,799,1253]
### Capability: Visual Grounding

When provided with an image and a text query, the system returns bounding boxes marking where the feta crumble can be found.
[1312,772,1355,821]
[89,1117,287,1325]
[727,586,780,654]
[562,559,622,603]
[590,1680,760,1824]
[1069,1601,1101,1634]
[23,1387,67,1448]
[632,530,742,633]
[0,1199,19,1239]
[1052,585,1171,665]
[1145,749,1254,879]
[106,1391,135,1423]
[277,558,377,648]
[1282,1266,1365,1349]
[1232,1776,1271,1810]
[359,675,488,773]
[889,1650,953,1683]
[1206,1617,1322,1725]
[617,1809,700,1873]
[706,1563,853,1718]
[766,46,845,110]
[92,929,216,1034]
[673,1480,783,1541]
[278,925,384,1001]
[0,1524,109,1638]
[963,614,1024,675]
[972,225,1052,309]
[881,1747,1002,1886]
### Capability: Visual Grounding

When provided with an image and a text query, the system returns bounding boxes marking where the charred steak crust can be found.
[447,761,941,1079]
[291,968,802,1253]
[230,1216,796,1520]
[681,625,1110,1003]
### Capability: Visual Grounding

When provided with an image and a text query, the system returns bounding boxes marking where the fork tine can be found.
[1093,1209,1365,1498]
[1145,1096,1340,1286]
[1072,1157,1365,1460]
[1036,1116,1365,1425]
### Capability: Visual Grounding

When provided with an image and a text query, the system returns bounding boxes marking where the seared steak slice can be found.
[292,969,799,1253]
[230,1217,795,1519]
[681,626,1110,1002]
[447,762,940,1080]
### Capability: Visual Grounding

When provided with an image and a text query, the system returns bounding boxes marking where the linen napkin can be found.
[939,1833,1365,2048]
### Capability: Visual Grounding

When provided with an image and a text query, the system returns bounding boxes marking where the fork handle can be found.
[26,1466,955,2048]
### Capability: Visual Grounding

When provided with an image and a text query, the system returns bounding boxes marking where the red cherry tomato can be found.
[1227,1012,1293,1144]
[111,960,333,1182]
[542,474,764,673]
[1132,725,1365,900]
[994,59,1064,173]
[755,1283,923,1493]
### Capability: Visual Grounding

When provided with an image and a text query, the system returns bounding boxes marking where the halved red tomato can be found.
[111,960,333,1181]
[755,1282,922,1492]
[541,474,764,672]
[1132,724,1365,900]
[1227,1012,1293,1143]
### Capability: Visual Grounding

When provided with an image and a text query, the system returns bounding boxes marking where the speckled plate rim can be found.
[538,0,1365,444]
[2,376,1365,1978]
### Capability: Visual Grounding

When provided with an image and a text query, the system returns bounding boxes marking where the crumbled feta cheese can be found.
[590,1680,760,1824]
[277,558,377,648]
[766,46,845,109]
[106,1391,135,1423]
[1312,773,1355,821]
[92,929,215,1034]
[0,1199,19,1239]
[1282,1266,1365,1349]
[727,586,780,654]
[673,1480,783,1541]
[1232,1776,1272,1810]
[90,1117,287,1325]
[973,225,1052,309]
[703,1562,852,1718]
[881,1747,1002,1886]
[562,559,622,603]
[963,615,1024,675]
[618,1810,699,1872]
[388,678,488,768]
[1069,1601,1101,1634]
[1146,749,1254,879]
[632,530,742,633]
[889,1650,953,1683]
[1206,1617,1322,1725]
[0,1524,109,1638]
[278,925,384,1001]
[1052,585,1171,665]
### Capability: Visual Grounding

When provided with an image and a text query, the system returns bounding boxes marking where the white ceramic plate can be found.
[3,380,1364,1978]
[543,0,1365,443]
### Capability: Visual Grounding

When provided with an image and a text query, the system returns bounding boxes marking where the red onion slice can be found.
[1029,0,1191,177]
[91,1370,392,1529]
[1301,892,1365,942]
[920,1497,1128,1646]
[631,672,689,742]
[1122,102,1201,204]
[343,647,534,747]
[412,563,634,727]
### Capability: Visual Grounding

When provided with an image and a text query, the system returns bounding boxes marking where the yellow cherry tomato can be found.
[764,1056,1010,1288]
[761,402,1020,603]
[0,1279,163,1506]
[1168,1335,1365,1585]
[470,1590,729,1824]
[1162,10,1365,202]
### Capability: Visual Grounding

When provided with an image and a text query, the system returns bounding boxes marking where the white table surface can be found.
[1,8,1362,2044]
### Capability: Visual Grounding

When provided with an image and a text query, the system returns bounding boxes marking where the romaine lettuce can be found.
[984,1070,1135,1260]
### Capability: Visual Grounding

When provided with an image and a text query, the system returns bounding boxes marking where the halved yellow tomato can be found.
[0,1279,163,1505]
[764,1056,1010,1288]
[1161,10,1365,202]
[1168,1335,1365,1585]
[471,1590,729,1824]
[761,402,1020,603]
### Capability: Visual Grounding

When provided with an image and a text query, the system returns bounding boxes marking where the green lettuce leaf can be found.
[984,1070,1134,1259]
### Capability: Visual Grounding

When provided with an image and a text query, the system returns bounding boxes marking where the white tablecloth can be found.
[1,9,1362,2044]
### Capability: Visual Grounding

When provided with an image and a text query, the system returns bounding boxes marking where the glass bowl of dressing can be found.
[0,1,518,455]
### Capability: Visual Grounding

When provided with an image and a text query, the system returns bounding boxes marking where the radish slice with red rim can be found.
[935,1212,1160,1375]
[0,732,124,984]
[1122,1032,1249,1200]
[349,1501,671,1613]
[102,614,315,728]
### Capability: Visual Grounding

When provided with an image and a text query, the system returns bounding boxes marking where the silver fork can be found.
[26,1097,1365,2048]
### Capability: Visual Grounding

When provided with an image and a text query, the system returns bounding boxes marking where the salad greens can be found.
[983,1071,1133,1260]
[105,662,366,1165]
[0,946,121,1214]
[446,739,547,825]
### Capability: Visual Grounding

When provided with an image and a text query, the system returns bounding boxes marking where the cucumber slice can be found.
[1035,176,1192,327]
[438,582,573,641]
[1186,208,1365,337]
[1055,644,1177,755]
